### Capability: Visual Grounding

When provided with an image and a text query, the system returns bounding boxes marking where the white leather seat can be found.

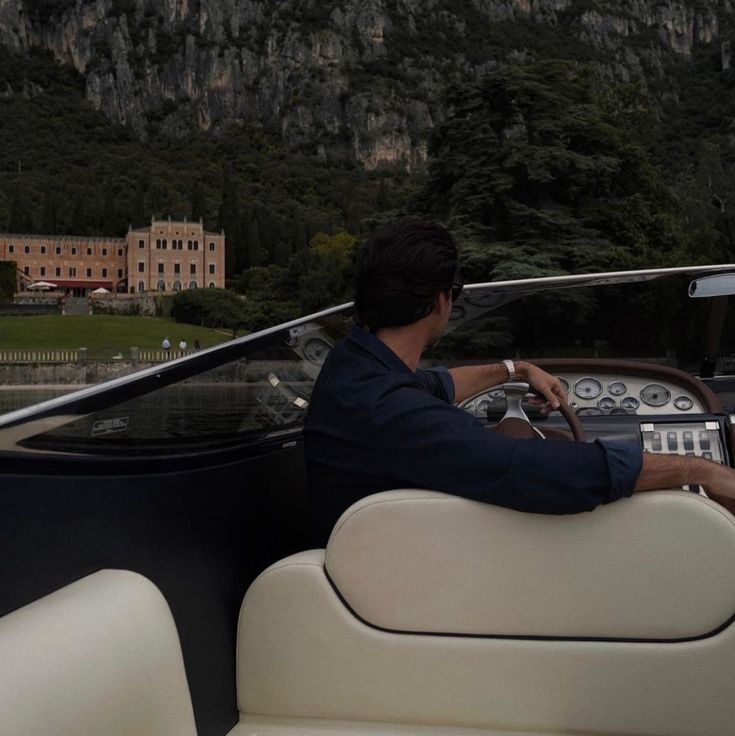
[234,490,735,736]
[0,569,197,736]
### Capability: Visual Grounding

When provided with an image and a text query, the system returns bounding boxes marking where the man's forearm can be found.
[449,361,530,404]
[635,452,735,507]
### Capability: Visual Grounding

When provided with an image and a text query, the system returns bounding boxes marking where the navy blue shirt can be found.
[305,325,642,544]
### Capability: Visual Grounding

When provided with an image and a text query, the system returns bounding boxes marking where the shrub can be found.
[172,288,246,334]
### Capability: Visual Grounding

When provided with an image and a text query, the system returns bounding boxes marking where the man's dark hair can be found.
[355,218,458,330]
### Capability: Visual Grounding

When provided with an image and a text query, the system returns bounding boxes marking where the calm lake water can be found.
[0,387,79,415]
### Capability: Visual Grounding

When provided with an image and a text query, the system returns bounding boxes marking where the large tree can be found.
[417,61,688,282]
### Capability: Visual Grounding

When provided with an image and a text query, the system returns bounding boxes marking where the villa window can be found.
[188,281,197,289]
[55,247,61,255]
[102,268,107,278]
[86,268,92,278]
[138,262,145,273]
[40,267,46,276]
[187,241,192,250]
[158,263,164,274]
[209,282,215,288]
[156,239,161,249]
[190,263,196,274]
[193,240,199,250]
[118,249,123,257]
[162,239,167,249]
[69,267,76,277]
[208,264,215,274]
[173,280,181,291]
[139,239,144,249]
[87,248,92,256]
[209,242,215,251]
[23,266,29,275]
[102,248,107,256]
[138,281,144,292]
[71,248,77,255]
[7,245,13,253]
[24,246,29,254]
[157,280,165,292]
[40,246,46,254]
[55,267,61,277]
[117,269,123,278]
[174,263,180,274]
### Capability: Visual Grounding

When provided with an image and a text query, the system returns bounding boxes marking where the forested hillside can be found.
[1,0,735,335]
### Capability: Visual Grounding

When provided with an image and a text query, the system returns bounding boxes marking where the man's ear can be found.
[433,290,450,315]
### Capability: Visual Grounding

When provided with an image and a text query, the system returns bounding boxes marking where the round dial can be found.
[674,395,694,411]
[608,381,627,396]
[476,399,491,416]
[640,383,671,407]
[576,407,602,416]
[621,396,640,412]
[303,337,331,364]
[598,396,616,410]
[574,377,602,400]
[558,377,570,393]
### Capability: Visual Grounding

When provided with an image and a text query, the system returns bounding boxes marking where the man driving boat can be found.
[305,218,735,543]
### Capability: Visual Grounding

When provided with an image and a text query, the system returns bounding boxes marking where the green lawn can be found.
[0,315,233,352]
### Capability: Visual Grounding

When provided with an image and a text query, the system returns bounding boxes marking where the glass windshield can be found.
[12,312,354,455]
[425,276,719,375]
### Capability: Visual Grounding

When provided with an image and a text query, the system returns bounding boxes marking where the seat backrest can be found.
[326,488,735,639]
[0,569,197,736]
[237,490,735,735]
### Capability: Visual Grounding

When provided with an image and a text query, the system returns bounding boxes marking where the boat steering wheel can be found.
[492,382,585,442]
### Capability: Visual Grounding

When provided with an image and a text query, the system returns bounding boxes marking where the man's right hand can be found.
[635,452,735,512]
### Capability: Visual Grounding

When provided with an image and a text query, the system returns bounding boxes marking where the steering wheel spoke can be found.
[489,382,585,442]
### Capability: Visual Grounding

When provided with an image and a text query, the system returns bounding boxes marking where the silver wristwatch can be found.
[502,359,515,382]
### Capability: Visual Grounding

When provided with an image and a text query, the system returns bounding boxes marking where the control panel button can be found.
[683,431,694,451]
[666,431,678,451]
[699,430,711,450]
[650,432,662,452]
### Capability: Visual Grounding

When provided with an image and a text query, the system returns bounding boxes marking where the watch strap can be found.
[502,359,515,382]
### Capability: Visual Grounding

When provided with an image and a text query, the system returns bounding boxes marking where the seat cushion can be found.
[325,490,735,639]
[0,569,197,736]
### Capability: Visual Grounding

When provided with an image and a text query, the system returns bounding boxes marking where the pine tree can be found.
[218,163,241,276]
[9,178,27,233]
[190,181,205,223]
[41,183,57,235]
[248,217,266,267]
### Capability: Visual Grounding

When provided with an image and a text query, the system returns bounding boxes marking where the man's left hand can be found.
[518,361,568,415]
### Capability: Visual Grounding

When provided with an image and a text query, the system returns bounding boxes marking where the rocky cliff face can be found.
[0,0,731,170]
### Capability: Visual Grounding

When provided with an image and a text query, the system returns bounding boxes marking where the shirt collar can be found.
[346,324,416,378]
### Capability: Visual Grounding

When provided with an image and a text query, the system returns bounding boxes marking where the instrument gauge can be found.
[476,399,491,416]
[674,395,694,411]
[302,337,332,364]
[621,396,639,412]
[558,377,570,393]
[574,377,602,400]
[576,407,602,416]
[640,383,671,407]
[598,397,616,410]
[608,381,627,396]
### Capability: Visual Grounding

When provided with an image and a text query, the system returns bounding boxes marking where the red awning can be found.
[52,281,115,289]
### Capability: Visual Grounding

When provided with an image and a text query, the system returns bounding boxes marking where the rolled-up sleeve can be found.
[372,388,643,515]
[596,439,643,503]
[416,366,455,403]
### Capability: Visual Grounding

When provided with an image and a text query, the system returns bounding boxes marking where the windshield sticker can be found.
[91,417,130,437]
